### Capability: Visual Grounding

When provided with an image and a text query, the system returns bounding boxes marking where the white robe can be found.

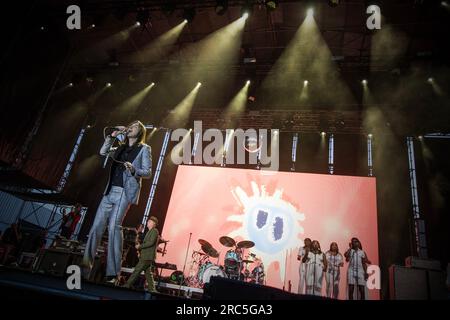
[325,252,343,299]
[297,247,309,294]
[347,249,366,286]
[305,251,325,296]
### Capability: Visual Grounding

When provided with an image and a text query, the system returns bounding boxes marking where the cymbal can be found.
[198,239,212,248]
[219,236,236,247]
[242,259,254,264]
[200,244,211,255]
[237,240,255,249]
[202,245,219,258]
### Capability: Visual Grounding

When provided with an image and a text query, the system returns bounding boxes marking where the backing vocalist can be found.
[82,120,152,284]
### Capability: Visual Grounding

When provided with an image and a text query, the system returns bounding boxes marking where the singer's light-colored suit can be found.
[83,136,152,277]
[100,136,152,205]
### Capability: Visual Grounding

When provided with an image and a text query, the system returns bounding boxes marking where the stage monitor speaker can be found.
[405,256,441,271]
[35,249,72,277]
[389,265,430,300]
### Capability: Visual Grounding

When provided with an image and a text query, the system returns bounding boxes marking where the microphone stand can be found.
[312,252,316,296]
[179,232,192,297]
[352,249,358,300]
[332,254,335,299]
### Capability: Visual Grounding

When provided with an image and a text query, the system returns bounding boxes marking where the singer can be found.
[344,237,369,300]
[303,240,327,296]
[82,120,152,284]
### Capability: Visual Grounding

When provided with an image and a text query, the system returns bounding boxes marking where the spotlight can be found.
[40,26,45,31]
[265,1,279,11]
[418,135,423,140]
[215,0,229,15]
[304,80,309,86]
[69,83,74,87]
[427,77,434,83]
[90,24,96,28]
[246,80,251,85]
[151,82,155,86]
[182,8,196,23]
[307,8,314,17]
[328,0,340,7]
[362,79,368,85]
[106,82,112,87]
[135,21,141,27]
[368,133,373,138]
[321,131,326,137]
[442,1,449,7]
[197,82,202,87]
[136,9,150,26]
[241,0,252,18]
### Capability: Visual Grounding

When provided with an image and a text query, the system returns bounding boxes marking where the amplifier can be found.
[405,256,441,271]
[389,265,428,300]
[389,265,447,300]
[34,249,73,277]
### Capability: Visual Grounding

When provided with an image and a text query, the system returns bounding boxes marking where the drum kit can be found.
[185,236,265,288]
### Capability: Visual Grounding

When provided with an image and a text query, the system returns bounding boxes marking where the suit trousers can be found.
[83,186,130,277]
[125,259,156,292]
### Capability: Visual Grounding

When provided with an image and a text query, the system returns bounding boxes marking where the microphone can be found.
[107,126,127,132]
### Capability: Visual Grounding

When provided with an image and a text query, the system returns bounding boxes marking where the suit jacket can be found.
[139,228,159,261]
[100,136,152,205]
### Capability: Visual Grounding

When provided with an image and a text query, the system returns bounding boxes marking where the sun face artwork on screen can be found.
[160,165,379,299]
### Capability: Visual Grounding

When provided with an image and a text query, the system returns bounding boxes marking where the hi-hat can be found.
[219,236,236,247]
[237,240,255,249]
[242,259,254,264]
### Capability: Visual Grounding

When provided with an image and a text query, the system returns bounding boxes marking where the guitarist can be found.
[124,216,159,292]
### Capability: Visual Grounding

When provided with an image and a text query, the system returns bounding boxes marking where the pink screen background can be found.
[158,165,379,299]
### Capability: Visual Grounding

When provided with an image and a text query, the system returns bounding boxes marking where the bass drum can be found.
[224,250,240,267]
[199,264,227,284]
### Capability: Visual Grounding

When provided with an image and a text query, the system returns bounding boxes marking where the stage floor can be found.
[0,266,185,300]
